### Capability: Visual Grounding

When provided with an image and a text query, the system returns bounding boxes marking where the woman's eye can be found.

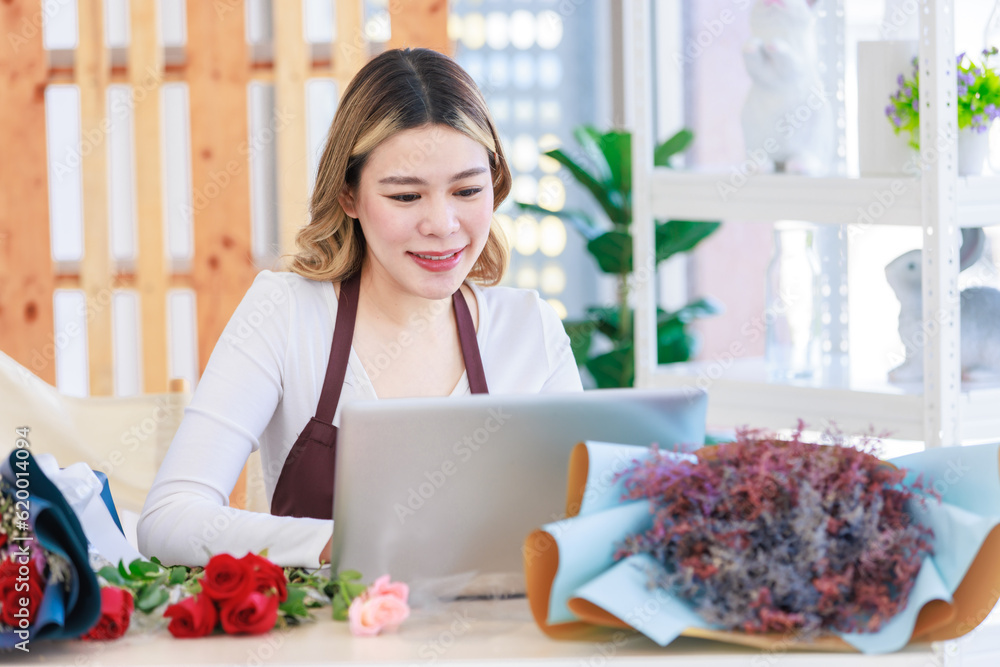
[456,187,483,197]
[390,194,420,202]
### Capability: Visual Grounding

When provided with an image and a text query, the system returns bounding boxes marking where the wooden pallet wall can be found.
[0,0,451,507]
[0,0,450,394]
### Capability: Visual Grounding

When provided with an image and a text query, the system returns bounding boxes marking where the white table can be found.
[9,597,989,667]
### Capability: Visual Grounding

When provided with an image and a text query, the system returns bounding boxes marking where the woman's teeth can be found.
[413,252,458,260]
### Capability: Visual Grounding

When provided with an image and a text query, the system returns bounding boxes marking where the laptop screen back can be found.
[331,388,707,590]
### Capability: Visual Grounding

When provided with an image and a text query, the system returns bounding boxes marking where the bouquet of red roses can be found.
[96,553,409,639]
[161,553,287,637]
[1,446,103,650]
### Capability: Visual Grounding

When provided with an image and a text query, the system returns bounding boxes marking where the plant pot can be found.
[958,126,992,176]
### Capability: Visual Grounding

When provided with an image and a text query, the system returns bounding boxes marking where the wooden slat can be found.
[273,0,311,258]
[186,0,256,371]
[0,0,56,384]
[187,0,256,509]
[334,0,367,93]
[386,0,451,55]
[54,273,194,291]
[130,0,169,393]
[50,65,338,86]
[77,0,114,396]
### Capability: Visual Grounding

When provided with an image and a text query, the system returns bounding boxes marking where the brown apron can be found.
[270,273,489,520]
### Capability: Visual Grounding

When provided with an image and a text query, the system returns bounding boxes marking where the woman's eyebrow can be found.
[378,167,488,186]
[449,167,488,182]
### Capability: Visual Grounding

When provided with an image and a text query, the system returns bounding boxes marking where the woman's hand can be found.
[320,535,333,565]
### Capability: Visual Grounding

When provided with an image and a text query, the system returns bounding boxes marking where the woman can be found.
[138,48,582,569]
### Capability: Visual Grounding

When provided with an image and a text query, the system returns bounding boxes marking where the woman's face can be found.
[341,124,495,301]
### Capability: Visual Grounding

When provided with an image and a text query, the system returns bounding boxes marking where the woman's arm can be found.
[138,271,333,568]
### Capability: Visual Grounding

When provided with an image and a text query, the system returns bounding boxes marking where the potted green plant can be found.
[886,47,1000,174]
[517,127,721,388]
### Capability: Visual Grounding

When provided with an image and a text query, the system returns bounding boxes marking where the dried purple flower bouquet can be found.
[616,425,936,637]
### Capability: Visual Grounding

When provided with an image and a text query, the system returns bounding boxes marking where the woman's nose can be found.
[418,196,460,237]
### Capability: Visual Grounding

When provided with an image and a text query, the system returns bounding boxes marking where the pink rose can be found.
[347,575,410,637]
[366,575,408,601]
[348,594,410,637]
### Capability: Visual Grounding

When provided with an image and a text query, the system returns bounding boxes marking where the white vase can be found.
[958,126,992,176]
[858,40,918,177]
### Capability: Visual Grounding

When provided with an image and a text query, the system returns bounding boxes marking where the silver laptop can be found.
[330,388,707,593]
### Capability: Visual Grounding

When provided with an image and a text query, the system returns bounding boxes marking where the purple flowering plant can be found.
[886,47,1000,149]
[615,424,936,637]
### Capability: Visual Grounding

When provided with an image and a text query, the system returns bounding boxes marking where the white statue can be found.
[742,0,834,174]
[886,228,1000,383]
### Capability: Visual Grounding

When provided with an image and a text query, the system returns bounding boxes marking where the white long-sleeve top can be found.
[138,270,583,568]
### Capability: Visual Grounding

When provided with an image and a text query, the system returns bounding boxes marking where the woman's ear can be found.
[339,188,358,219]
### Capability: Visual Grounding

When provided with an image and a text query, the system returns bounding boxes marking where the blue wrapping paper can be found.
[1,450,101,649]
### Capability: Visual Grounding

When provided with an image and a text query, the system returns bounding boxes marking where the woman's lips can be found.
[407,248,465,272]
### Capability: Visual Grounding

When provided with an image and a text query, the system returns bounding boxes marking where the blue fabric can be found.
[93,470,125,535]
[0,450,101,649]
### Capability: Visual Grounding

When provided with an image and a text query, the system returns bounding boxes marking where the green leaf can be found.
[118,561,133,581]
[655,220,720,263]
[331,595,349,622]
[338,570,363,581]
[279,587,310,618]
[168,566,189,586]
[322,579,341,598]
[572,126,613,184]
[562,320,595,366]
[514,202,602,241]
[666,297,724,323]
[344,582,368,599]
[596,131,632,194]
[657,334,695,364]
[586,306,629,342]
[545,148,626,225]
[654,129,694,167]
[129,559,162,579]
[587,230,633,274]
[98,565,126,587]
[136,585,170,613]
[656,320,695,363]
[586,345,634,389]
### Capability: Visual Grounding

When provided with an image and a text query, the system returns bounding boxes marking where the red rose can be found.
[0,557,46,628]
[164,594,218,638]
[0,532,7,550]
[81,587,134,640]
[200,553,255,602]
[240,553,288,603]
[218,591,280,635]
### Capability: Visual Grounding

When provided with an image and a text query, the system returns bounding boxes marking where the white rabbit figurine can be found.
[885,228,1000,383]
[742,0,833,174]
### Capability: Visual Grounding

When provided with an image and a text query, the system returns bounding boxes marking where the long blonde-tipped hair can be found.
[288,48,512,285]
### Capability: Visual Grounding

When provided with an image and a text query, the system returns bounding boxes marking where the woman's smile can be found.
[407,247,466,272]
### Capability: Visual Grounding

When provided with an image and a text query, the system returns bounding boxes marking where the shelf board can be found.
[646,357,1000,443]
[647,170,1000,227]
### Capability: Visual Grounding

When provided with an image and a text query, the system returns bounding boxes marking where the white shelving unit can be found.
[648,171,1000,228]
[627,0,1000,449]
